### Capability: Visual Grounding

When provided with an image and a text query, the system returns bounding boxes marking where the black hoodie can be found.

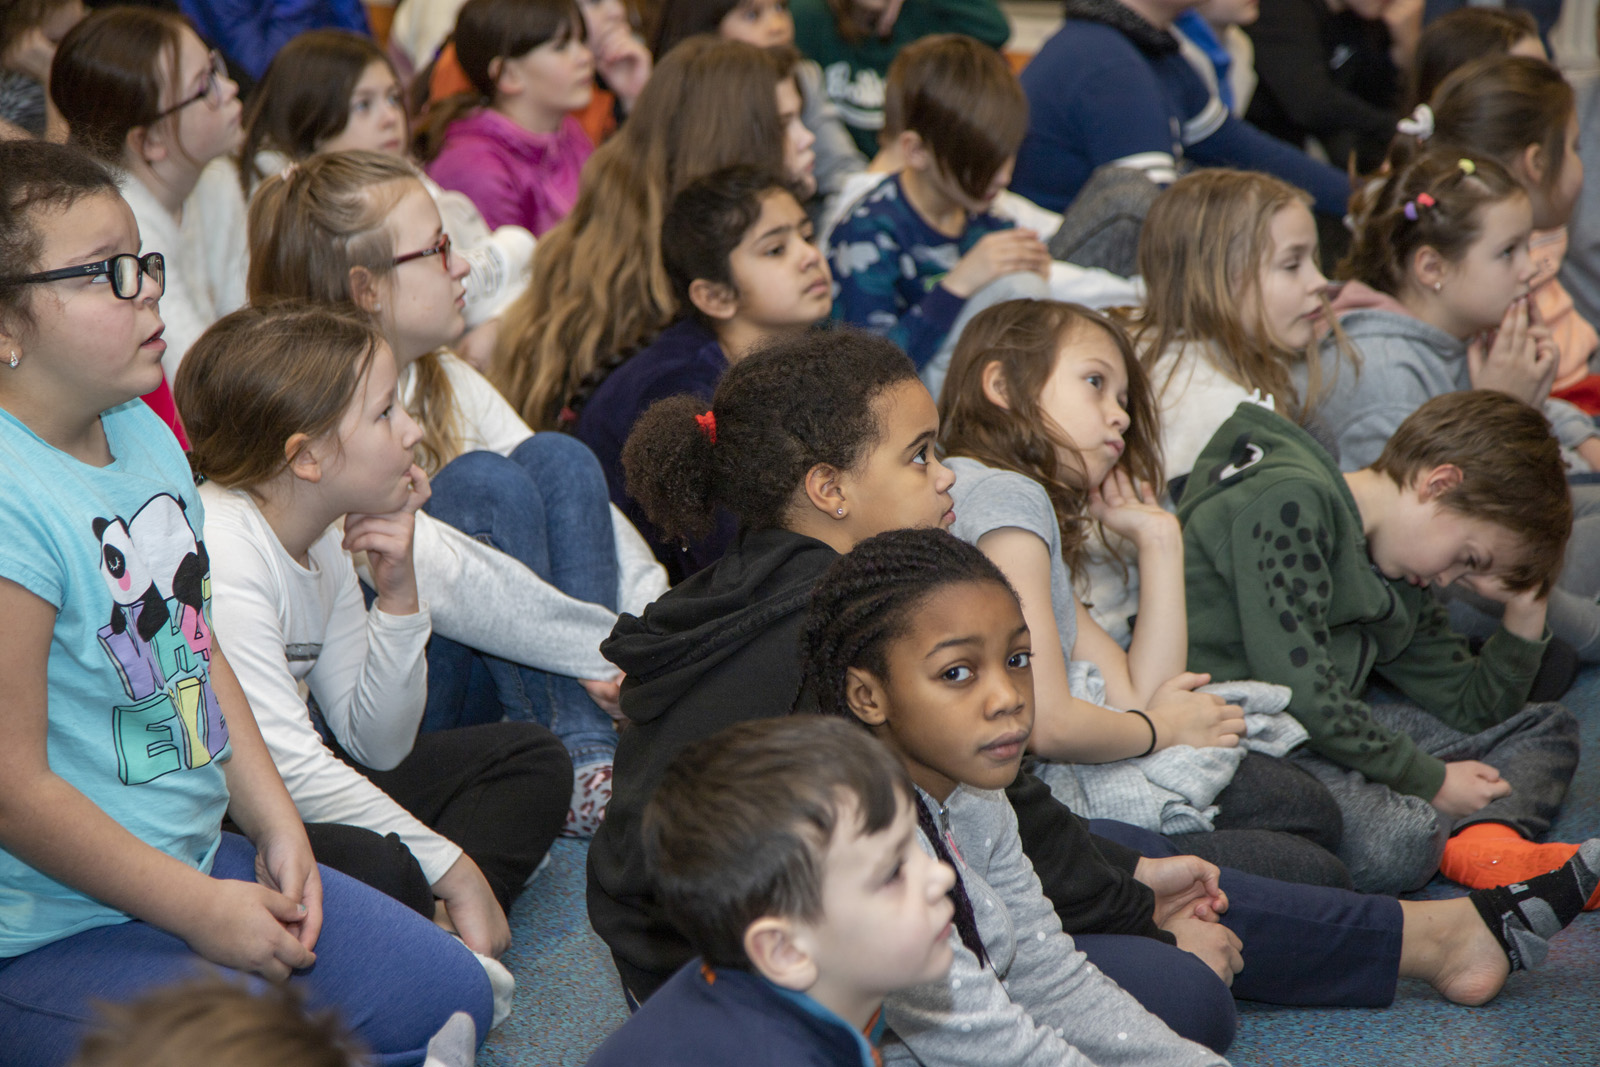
[587,528,1167,1000]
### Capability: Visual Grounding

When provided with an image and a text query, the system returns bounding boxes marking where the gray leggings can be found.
[1444,480,1600,660]
[1288,700,1579,895]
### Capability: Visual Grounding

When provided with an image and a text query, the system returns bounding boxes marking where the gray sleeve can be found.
[949,466,1060,546]
[885,807,1226,1067]
[797,60,868,200]
[1542,396,1600,451]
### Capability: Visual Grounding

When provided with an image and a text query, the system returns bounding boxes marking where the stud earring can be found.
[6,350,16,369]
[836,507,845,516]
[1433,281,1442,292]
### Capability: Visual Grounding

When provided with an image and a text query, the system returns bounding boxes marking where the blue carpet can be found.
[488,666,1600,1066]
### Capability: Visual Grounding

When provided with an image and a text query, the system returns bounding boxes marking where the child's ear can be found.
[802,461,847,519]
[844,665,889,727]
[1411,244,1447,292]
[1518,141,1546,187]
[687,279,740,323]
[285,432,324,484]
[980,359,1012,411]
[897,129,930,171]
[489,55,515,97]
[348,266,383,315]
[745,916,819,992]
[125,123,165,168]
[1415,463,1464,502]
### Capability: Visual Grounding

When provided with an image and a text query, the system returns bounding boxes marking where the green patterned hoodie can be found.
[1176,401,1546,800]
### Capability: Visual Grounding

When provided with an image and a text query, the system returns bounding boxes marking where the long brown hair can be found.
[492,35,792,429]
[1134,169,1331,419]
[247,151,463,473]
[50,7,188,164]
[938,299,1163,580]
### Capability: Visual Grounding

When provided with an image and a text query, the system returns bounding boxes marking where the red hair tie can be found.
[694,410,717,444]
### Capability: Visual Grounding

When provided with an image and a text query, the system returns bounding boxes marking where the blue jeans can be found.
[422,435,620,768]
[0,834,492,1067]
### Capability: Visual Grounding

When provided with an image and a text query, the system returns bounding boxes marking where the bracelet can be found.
[1127,708,1157,758]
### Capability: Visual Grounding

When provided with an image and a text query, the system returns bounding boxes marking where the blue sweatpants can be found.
[0,833,493,1066]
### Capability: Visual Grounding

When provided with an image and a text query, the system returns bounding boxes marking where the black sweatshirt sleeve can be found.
[1244,0,1397,151]
[1006,767,1174,944]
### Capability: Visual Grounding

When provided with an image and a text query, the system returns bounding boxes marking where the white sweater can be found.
[201,484,463,883]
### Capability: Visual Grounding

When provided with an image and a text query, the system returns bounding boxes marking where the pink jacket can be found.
[427,109,592,236]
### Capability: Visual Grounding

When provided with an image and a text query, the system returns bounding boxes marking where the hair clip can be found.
[1396,103,1434,142]
[279,160,300,180]
[1458,158,1476,176]
[694,410,717,445]
[1402,192,1436,221]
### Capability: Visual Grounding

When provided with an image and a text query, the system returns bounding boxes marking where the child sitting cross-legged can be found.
[585,716,957,1066]
[1180,389,1587,897]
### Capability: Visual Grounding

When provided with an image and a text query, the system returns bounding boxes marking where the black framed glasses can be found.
[391,233,451,271]
[154,49,227,119]
[18,253,165,300]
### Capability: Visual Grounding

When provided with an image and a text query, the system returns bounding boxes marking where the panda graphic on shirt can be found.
[93,492,229,786]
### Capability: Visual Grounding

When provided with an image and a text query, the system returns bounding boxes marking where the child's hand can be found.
[581,674,626,722]
[591,26,652,110]
[1163,913,1244,986]
[1467,298,1558,406]
[1133,853,1227,926]
[1089,470,1178,549]
[1432,760,1512,817]
[432,853,511,958]
[182,878,318,981]
[454,318,501,376]
[1145,672,1246,751]
[1456,573,1547,642]
[941,229,1051,299]
[343,464,430,616]
[253,826,324,953]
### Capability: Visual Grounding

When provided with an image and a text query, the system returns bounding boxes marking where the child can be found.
[1400,55,1599,413]
[417,0,596,237]
[574,165,833,579]
[249,151,669,835]
[1406,7,1543,111]
[938,299,1347,886]
[650,0,867,210]
[827,34,1051,395]
[177,302,571,961]
[238,30,536,372]
[1311,148,1600,661]
[70,977,364,1067]
[586,717,956,1066]
[1137,169,1333,496]
[1180,389,1587,895]
[0,137,490,1067]
[51,7,250,437]
[493,36,815,429]
[789,0,1010,156]
[803,529,1600,1049]
[0,0,83,140]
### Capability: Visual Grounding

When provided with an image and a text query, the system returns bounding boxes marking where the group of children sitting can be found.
[1,0,1599,1063]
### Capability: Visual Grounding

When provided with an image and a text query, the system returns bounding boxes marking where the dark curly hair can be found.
[799,528,1017,722]
[0,139,119,334]
[621,328,918,540]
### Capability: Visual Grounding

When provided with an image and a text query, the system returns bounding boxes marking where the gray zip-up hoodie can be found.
[882,786,1227,1067]
[1299,292,1599,471]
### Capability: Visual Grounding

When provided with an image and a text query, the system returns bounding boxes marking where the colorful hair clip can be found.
[694,409,718,445]
[1403,192,1437,221]
[1396,103,1434,142]
[1458,158,1476,175]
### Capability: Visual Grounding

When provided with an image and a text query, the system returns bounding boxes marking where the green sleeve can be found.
[1371,592,1546,735]
[1224,484,1447,800]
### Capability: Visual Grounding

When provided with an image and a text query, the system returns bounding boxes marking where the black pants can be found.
[314,721,572,915]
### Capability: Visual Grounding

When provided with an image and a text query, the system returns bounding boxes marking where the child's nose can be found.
[928,858,957,899]
[1107,401,1131,432]
[932,455,955,493]
[397,404,423,448]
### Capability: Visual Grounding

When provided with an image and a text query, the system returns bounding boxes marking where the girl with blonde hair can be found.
[492,35,817,430]
[249,150,667,835]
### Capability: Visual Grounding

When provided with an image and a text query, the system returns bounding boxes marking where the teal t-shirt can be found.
[0,399,231,957]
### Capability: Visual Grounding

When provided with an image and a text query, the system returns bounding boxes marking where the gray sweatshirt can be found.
[881,786,1227,1067]
[1301,307,1599,472]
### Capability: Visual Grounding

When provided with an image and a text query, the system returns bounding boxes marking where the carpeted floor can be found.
[485,666,1600,1066]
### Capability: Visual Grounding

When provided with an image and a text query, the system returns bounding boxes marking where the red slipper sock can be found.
[1439,823,1600,907]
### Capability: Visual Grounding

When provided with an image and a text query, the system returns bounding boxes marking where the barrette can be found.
[1396,104,1434,142]
[1402,192,1436,221]
[1458,158,1476,175]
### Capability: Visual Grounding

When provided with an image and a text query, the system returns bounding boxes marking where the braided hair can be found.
[798,528,1020,969]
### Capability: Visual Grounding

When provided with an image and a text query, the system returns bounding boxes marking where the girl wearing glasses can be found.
[249,150,667,837]
[239,29,534,375]
[51,7,249,401]
[0,137,494,1067]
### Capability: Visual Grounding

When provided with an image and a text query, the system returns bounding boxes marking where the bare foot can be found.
[1398,897,1510,1006]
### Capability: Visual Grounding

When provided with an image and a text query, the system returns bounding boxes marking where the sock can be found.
[422,1011,478,1067]
[1439,823,1584,892]
[562,761,614,839]
[1468,838,1600,972]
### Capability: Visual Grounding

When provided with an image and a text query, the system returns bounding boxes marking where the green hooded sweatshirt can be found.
[1177,401,1545,800]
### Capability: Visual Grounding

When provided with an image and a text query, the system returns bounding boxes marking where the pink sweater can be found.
[426,108,593,236]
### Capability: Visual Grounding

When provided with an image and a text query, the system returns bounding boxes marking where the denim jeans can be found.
[421,434,620,768]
